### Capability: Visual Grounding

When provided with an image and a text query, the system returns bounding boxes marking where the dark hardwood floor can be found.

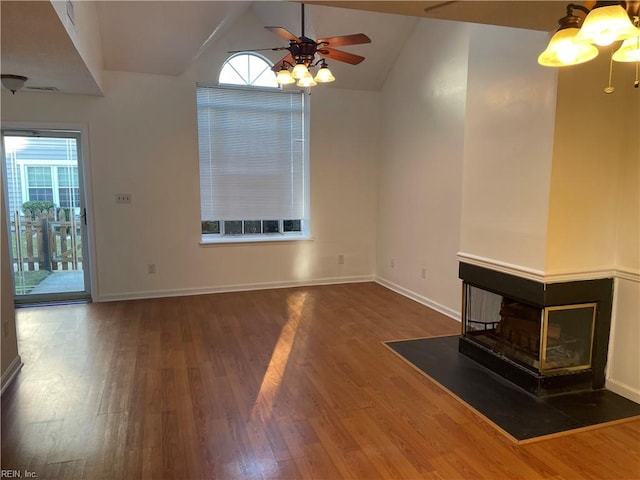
[2,282,639,479]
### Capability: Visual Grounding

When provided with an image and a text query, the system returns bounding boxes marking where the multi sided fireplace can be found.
[458,263,614,396]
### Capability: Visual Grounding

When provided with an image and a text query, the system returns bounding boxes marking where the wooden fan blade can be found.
[265,26,299,42]
[318,47,365,65]
[317,33,371,47]
[272,53,295,72]
[228,47,288,54]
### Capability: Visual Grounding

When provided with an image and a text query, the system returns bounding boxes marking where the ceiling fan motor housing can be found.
[289,38,318,66]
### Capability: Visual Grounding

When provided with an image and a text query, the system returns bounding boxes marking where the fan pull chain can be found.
[635,38,639,89]
[604,48,615,94]
[635,18,639,89]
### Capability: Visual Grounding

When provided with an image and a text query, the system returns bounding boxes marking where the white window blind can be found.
[197,85,306,222]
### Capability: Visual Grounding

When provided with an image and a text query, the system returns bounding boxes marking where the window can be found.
[24,165,80,209]
[58,166,80,208]
[26,166,54,202]
[196,53,309,243]
[219,52,280,88]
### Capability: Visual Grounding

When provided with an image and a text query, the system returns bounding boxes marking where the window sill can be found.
[200,234,313,246]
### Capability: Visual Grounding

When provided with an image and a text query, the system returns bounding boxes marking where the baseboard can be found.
[375,276,460,322]
[606,378,640,404]
[97,275,376,302]
[1,355,23,395]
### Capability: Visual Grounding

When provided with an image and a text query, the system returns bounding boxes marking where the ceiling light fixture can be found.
[1,74,28,94]
[538,4,599,66]
[227,4,368,89]
[575,2,638,46]
[271,5,337,88]
[276,58,335,87]
[539,1,640,91]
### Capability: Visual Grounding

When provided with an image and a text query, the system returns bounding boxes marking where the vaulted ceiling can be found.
[0,1,564,96]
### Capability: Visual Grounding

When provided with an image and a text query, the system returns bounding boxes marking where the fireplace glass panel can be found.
[463,285,542,371]
[541,304,596,374]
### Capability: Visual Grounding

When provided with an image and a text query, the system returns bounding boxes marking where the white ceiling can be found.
[0,1,565,96]
[96,1,251,76]
[0,0,102,95]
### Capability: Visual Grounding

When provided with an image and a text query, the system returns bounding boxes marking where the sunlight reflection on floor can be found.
[250,290,308,423]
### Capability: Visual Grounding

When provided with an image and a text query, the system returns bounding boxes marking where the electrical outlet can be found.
[338,254,344,265]
[116,193,131,204]
[147,263,156,274]
[421,268,427,279]
[390,259,395,269]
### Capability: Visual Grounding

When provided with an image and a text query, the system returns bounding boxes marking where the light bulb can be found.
[291,63,309,80]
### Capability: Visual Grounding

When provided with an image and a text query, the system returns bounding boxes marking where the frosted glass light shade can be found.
[575,5,639,46]
[1,74,27,94]
[612,31,640,62]
[538,28,599,66]
[314,66,335,83]
[276,69,295,84]
[296,71,317,87]
[291,63,309,79]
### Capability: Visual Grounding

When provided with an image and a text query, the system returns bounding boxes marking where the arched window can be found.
[219,53,279,88]
[197,52,309,242]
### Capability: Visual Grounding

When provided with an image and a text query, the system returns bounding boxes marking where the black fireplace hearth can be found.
[458,263,614,397]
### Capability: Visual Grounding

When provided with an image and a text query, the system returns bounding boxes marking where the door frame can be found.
[1,121,97,304]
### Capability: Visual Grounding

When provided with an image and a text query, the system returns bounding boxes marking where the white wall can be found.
[547,50,640,401]
[546,52,639,277]
[1,179,21,391]
[377,18,470,319]
[377,20,556,318]
[0,7,379,301]
[460,24,558,274]
[609,277,640,402]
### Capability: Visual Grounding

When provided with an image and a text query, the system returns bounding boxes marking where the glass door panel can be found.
[3,130,91,303]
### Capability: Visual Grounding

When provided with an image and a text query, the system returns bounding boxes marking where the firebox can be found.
[458,263,613,396]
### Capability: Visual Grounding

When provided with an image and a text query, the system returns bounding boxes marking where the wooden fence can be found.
[11,208,83,272]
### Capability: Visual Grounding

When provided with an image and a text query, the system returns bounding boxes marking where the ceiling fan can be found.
[229,3,372,87]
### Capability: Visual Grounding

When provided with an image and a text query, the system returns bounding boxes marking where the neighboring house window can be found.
[5,136,80,216]
[24,165,80,209]
[58,166,80,208]
[197,53,309,242]
[26,166,54,202]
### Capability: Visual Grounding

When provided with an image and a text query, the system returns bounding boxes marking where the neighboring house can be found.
[4,136,80,218]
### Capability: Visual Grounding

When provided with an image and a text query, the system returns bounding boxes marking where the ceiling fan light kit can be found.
[538,1,640,92]
[315,62,336,83]
[276,69,296,85]
[291,62,310,80]
[231,3,370,89]
[612,34,640,60]
[574,3,639,46]
[297,71,317,87]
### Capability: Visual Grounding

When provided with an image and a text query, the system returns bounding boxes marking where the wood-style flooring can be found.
[2,282,639,479]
